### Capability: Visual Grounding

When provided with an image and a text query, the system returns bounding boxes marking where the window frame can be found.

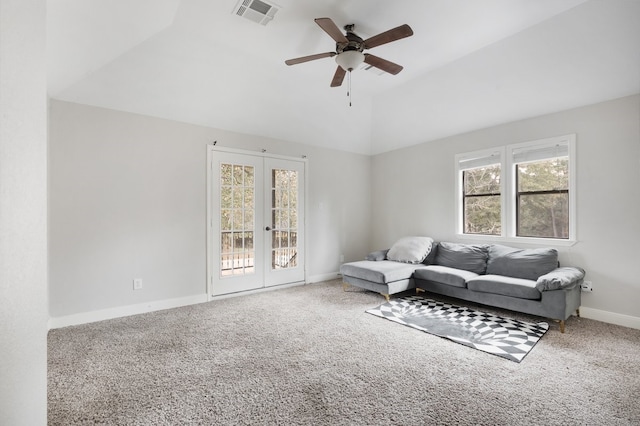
[456,147,506,240]
[462,167,502,236]
[456,134,576,246]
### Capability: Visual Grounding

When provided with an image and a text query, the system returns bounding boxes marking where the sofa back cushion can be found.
[486,245,558,280]
[386,236,434,264]
[435,242,489,274]
[422,242,439,265]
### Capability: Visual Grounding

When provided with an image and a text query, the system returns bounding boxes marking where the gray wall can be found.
[371,94,640,320]
[0,0,48,424]
[49,100,372,318]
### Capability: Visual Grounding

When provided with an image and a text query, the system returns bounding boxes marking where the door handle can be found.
[265,226,272,231]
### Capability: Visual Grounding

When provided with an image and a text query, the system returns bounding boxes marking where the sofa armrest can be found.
[535,267,585,291]
[365,249,389,261]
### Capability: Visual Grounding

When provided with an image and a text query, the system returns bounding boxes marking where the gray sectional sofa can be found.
[340,237,585,332]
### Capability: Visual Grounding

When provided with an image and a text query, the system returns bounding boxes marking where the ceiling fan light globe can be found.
[335,51,365,71]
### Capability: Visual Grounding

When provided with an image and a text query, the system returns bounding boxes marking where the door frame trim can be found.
[206,146,308,300]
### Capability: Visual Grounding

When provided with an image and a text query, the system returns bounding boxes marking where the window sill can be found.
[456,233,577,247]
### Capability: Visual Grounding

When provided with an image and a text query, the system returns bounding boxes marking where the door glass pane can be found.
[221,187,232,208]
[220,163,255,277]
[232,188,243,209]
[233,210,243,230]
[271,169,298,270]
[221,164,232,185]
[221,210,232,231]
[244,167,254,186]
[279,210,289,229]
[233,165,244,185]
[244,232,254,250]
[221,232,232,253]
[244,210,254,230]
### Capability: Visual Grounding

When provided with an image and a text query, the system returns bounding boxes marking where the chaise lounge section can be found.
[340,237,585,332]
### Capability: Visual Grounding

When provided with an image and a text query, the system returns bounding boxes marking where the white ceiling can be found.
[47,0,640,155]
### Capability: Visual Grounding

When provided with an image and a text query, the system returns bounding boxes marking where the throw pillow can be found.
[386,237,434,264]
[535,266,585,291]
[365,249,389,261]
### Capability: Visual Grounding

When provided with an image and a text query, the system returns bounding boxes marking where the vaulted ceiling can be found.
[47,0,640,155]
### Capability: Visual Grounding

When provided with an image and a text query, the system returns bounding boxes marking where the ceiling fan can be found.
[285,18,414,87]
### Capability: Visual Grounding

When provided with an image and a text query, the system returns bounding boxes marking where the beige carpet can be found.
[48,280,640,425]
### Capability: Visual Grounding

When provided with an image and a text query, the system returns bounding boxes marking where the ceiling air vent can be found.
[233,0,279,26]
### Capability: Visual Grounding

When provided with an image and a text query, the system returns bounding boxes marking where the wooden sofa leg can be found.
[381,293,390,302]
[416,288,425,294]
[553,319,567,333]
[342,282,349,292]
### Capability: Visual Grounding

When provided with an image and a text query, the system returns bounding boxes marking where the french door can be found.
[208,149,305,296]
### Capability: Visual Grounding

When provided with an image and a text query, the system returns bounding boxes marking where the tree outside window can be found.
[463,165,501,235]
[516,157,569,239]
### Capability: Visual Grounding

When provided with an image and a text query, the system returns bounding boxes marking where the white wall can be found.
[371,94,640,322]
[49,100,371,319]
[48,93,640,326]
[0,0,48,424]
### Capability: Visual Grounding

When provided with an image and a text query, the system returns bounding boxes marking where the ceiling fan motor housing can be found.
[336,25,364,54]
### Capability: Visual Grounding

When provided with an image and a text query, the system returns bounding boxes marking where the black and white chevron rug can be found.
[366,296,548,362]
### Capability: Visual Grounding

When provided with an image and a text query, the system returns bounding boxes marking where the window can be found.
[220,163,255,276]
[459,150,503,235]
[463,165,502,235]
[515,152,569,239]
[456,134,576,243]
[271,168,299,269]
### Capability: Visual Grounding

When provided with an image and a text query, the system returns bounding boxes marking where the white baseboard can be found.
[48,294,209,329]
[210,281,306,301]
[580,306,640,330]
[48,282,640,332]
[49,278,334,329]
[307,272,340,283]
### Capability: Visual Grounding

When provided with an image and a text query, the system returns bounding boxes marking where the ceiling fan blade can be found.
[330,66,346,87]
[364,54,403,75]
[315,17,349,43]
[363,24,413,49]
[285,52,336,66]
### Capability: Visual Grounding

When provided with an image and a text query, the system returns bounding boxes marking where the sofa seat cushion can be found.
[340,261,423,284]
[467,275,541,300]
[413,265,477,288]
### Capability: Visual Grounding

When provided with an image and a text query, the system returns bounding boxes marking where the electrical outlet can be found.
[581,280,593,292]
[133,278,143,290]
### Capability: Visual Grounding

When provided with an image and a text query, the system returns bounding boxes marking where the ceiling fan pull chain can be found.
[348,71,352,107]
